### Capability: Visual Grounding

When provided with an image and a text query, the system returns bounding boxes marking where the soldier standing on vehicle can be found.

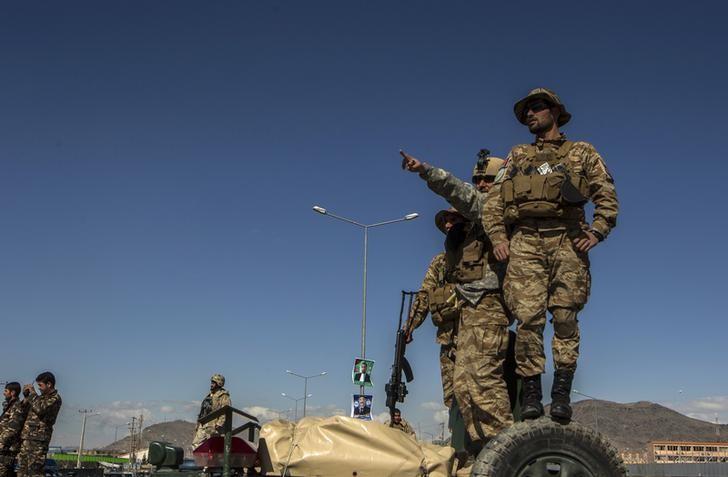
[483,88,619,420]
[385,409,416,436]
[403,251,457,409]
[16,372,62,477]
[192,374,231,449]
[401,150,511,455]
[0,382,29,477]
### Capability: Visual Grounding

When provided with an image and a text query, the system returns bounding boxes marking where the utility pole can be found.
[138,414,144,455]
[128,417,137,470]
[77,409,98,468]
[440,422,445,442]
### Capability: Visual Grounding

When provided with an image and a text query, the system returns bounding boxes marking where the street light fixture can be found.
[311,205,419,389]
[572,389,600,432]
[281,392,313,420]
[285,370,326,417]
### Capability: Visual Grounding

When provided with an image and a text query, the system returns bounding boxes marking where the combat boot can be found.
[521,374,544,419]
[550,368,574,421]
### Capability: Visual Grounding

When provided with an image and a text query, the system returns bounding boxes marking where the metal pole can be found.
[303,378,308,417]
[77,413,87,468]
[294,401,298,420]
[361,226,368,396]
[223,408,231,477]
[362,225,368,360]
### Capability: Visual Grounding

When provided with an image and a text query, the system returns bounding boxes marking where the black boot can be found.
[521,374,544,419]
[550,369,574,421]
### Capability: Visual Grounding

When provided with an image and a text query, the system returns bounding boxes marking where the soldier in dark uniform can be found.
[0,382,29,477]
[17,372,62,477]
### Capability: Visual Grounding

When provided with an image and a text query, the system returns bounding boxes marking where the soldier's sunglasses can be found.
[526,100,552,113]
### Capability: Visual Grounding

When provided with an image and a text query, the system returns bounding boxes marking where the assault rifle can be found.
[385,291,416,424]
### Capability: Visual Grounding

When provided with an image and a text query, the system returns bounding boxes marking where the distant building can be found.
[620,450,649,464]
[650,441,728,463]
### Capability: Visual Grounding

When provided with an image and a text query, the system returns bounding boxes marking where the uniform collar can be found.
[533,133,567,148]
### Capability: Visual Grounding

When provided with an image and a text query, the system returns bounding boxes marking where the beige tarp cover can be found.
[258,416,455,477]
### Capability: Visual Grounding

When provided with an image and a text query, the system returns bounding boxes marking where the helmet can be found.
[513,87,571,127]
[434,207,465,235]
[211,374,225,387]
[472,149,505,181]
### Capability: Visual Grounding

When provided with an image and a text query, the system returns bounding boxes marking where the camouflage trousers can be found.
[452,293,513,443]
[16,440,48,477]
[192,423,216,449]
[0,453,17,477]
[439,342,456,409]
[504,226,591,377]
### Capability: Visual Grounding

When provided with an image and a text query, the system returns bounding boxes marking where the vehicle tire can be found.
[471,417,626,477]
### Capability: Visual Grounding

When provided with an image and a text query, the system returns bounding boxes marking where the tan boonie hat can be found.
[434,207,465,235]
[472,157,505,180]
[211,374,225,386]
[513,87,572,127]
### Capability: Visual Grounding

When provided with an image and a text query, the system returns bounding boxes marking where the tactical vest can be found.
[501,141,590,223]
[444,222,487,284]
[428,283,458,326]
[198,395,213,421]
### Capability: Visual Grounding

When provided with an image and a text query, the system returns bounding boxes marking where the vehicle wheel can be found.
[471,417,626,477]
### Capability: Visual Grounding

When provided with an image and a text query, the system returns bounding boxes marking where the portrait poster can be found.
[351,357,374,387]
[351,394,373,420]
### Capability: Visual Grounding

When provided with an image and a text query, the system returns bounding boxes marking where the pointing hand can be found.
[400,150,427,173]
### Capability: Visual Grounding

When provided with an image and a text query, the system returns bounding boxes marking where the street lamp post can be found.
[312,206,418,392]
[572,389,599,432]
[77,409,99,468]
[285,370,327,417]
[281,393,313,420]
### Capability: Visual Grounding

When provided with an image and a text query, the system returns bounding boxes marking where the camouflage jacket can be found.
[197,388,231,431]
[405,253,456,345]
[0,398,28,453]
[385,418,416,436]
[483,136,618,245]
[420,167,505,302]
[20,390,62,443]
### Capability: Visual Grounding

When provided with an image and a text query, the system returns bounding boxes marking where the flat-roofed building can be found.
[651,441,728,463]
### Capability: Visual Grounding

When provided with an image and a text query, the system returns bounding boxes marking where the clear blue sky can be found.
[1,1,727,447]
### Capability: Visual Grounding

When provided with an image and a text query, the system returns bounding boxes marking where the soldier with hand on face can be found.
[385,408,415,436]
[16,372,62,477]
[0,382,29,477]
[483,88,619,421]
[401,150,512,456]
[192,374,231,449]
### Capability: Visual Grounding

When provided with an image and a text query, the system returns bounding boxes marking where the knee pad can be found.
[551,308,578,338]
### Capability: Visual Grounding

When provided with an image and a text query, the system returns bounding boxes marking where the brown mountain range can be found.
[101,420,195,454]
[568,400,726,451]
[98,401,726,454]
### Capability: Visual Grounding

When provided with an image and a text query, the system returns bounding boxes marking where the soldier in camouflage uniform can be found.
[0,382,29,477]
[385,409,416,436]
[401,150,511,454]
[483,88,619,420]
[404,252,458,409]
[17,372,62,477]
[192,374,231,449]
